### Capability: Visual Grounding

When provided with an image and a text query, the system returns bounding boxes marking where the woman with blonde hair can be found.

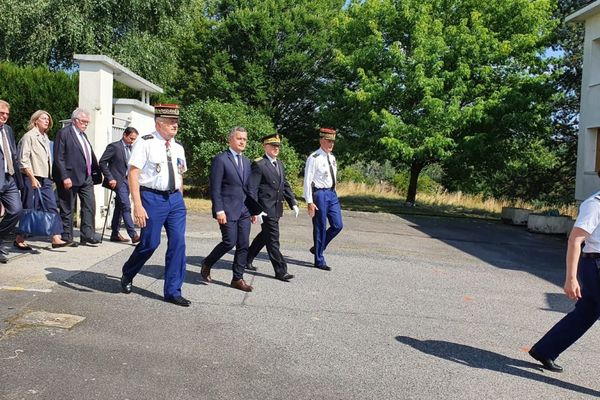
[15,110,71,249]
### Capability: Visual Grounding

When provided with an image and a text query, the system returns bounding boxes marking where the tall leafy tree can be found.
[174,0,343,154]
[334,0,556,203]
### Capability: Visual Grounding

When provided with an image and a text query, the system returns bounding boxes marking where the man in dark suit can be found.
[99,127,140,243]
[247,134,298,281]
[53,108,102,246]
[202,126,257,292]
[0,100,24,263]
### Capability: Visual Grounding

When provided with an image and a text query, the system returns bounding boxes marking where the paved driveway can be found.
[1,210,597,399]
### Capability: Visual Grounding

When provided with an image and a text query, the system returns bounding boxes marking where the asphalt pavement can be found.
[1,209,598,400]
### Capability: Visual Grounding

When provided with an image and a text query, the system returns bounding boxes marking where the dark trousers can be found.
[122,190,187,299]
[312,189,343,266]
[248,216,287,277]
[17,176,62,236]
[0,174,23,240]
[532,256,600,360]
[111,182,136,238]
[204,208,251,281]
[56,176,96,241]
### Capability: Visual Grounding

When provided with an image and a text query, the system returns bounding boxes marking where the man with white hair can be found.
[53,108,102,246]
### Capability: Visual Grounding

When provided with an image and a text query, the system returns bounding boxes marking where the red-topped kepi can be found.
[319,127,336,141]
[154,104,180,119]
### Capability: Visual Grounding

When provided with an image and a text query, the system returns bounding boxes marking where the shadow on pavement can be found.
[396,336,600,397]
[400,215,567,288]
[45,267,163,301]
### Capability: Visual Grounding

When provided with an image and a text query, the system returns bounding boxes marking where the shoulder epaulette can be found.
[142,134,154,140]
[254,157,263,162]
[312,152,320,158]
[594,194,600,201]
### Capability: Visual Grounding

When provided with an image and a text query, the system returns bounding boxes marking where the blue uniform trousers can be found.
[0,174,23,240]
[111,182,136,239]
[532,256,600,360]
[312,188,343,266]
[122,190,187,299]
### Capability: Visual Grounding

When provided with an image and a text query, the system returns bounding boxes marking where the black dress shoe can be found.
[80,236,101,245]
[275,273,294,282]
[529,348,563,372]
[52,241,76,249]
[245,263,257,271]
[314,264,331,271]
[13,241,33,251]
[0,253,7,263]
[165,296,191,307]
[309,246,315,254]
[120,276,132,294]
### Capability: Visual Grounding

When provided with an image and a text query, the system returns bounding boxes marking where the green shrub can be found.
[338,160,396,185]
[392,171,442,195]
[0,62,77,139]
[178,100,303,188]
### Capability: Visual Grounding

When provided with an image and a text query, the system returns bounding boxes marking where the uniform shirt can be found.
[575,190,600,253]
[303,148,337,204]
[128,131,187,191]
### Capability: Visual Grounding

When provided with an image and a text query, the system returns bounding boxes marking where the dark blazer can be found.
[210,150,262,220]
[0,124,23,189]
[52,124,101,187]
[248,156,296,218]
[99,140,129,189]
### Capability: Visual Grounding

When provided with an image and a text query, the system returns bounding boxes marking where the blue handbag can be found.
[18,188,59,236]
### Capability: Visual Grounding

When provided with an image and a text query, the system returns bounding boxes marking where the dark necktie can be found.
[1,127,14,175]
[327,154,335,190]
[80,132,91,176]
[125,144,132,162]
[272,160,280,176]
[236,154,244,181]
[166,140,176,191]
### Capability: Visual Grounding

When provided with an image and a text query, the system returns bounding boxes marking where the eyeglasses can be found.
[76,118,90,125]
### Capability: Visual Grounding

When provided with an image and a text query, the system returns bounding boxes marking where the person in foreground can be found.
[202,127,257,292]
[247,133,298,282]
[16,110,70,249]
[529,183,600,372]
[0,100,24,263]
[303,127,343,271]
[99,126,140,244]
[120,104,189,307]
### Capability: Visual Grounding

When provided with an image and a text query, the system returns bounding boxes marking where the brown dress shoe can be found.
[110,234,129,243]
[231,278,253,292]
[200,263,212,283]
[131,234,141,244]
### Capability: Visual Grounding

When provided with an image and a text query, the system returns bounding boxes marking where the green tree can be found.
[334,0,556,203]
[0,62,78,138]
[177,100,302,186]
[0,0,186,86]
[174,0,343,154]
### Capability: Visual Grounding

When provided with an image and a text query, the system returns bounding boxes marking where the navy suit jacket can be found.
[99,140,129,189]
[52,124,101,187]
[210,150,262,220]
[248,156,296,219]
[0,124,23,189]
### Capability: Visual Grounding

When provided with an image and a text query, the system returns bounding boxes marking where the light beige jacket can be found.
[18,127,52,178]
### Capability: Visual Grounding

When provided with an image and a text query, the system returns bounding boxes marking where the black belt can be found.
[141,187,178,195]
[313,187,334,192]
[581,252,600,259]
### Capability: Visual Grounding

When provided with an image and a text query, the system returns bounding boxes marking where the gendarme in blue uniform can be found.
[303,128,343,269]
[121,122,188,302]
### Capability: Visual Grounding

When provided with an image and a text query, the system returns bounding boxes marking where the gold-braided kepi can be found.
[261,133,281,145]
[319,127,336,141]
[154,104,180,119]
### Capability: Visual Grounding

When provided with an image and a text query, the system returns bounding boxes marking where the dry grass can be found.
[334,181,578,219]
[182,181,578,219]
